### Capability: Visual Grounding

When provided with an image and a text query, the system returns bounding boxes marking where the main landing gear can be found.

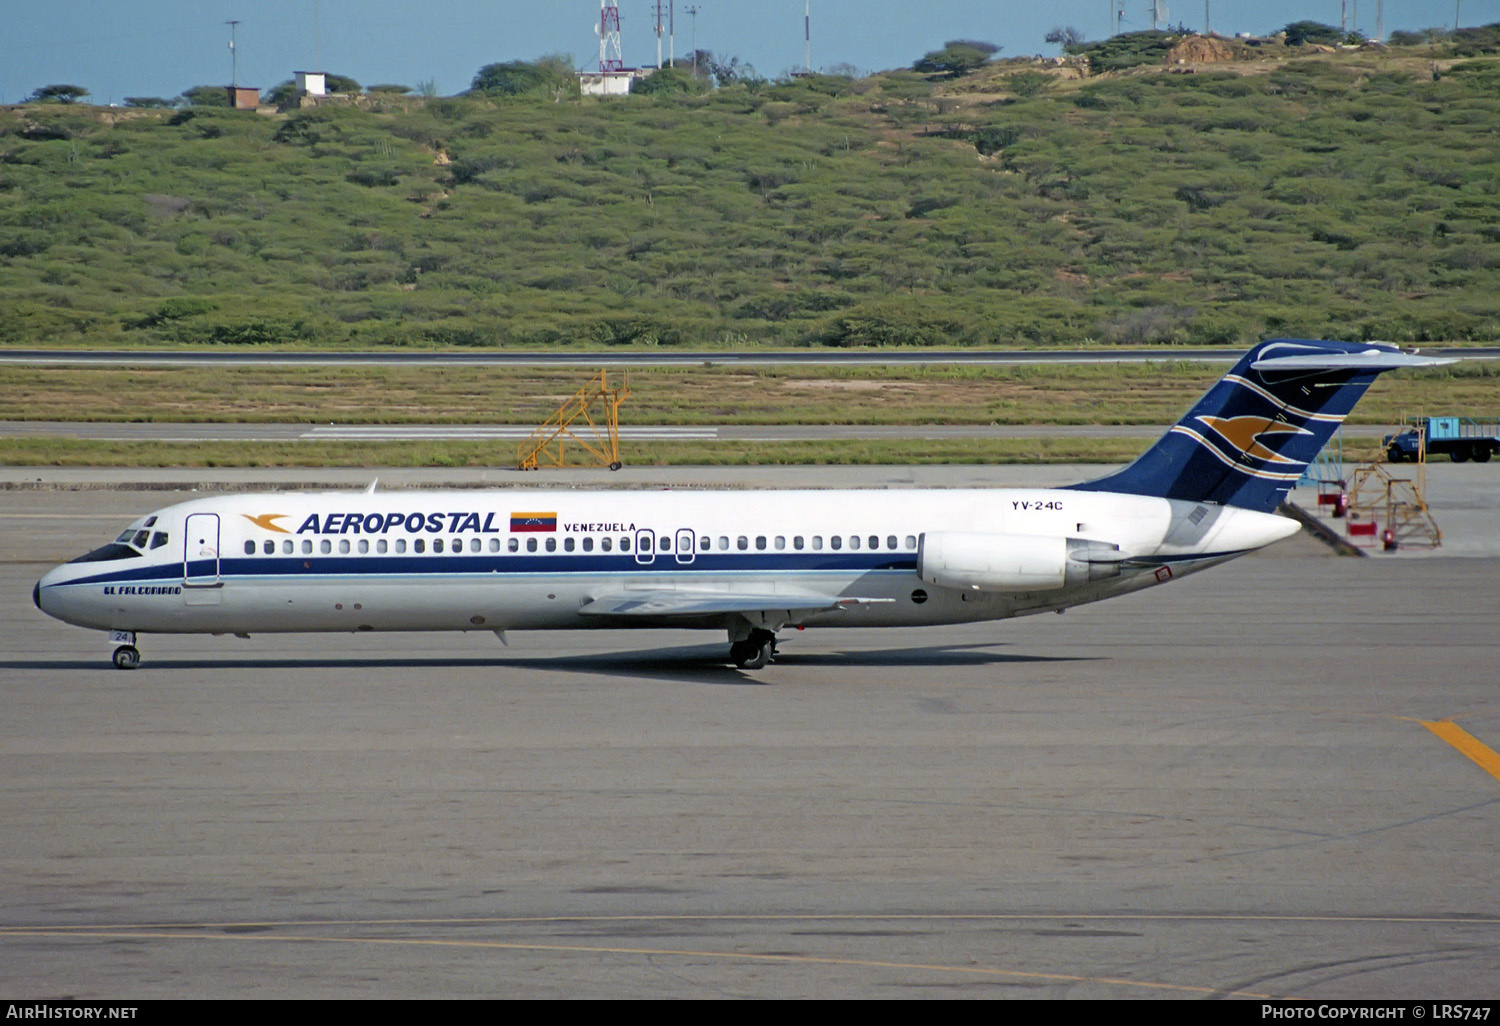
[729,628,778,670]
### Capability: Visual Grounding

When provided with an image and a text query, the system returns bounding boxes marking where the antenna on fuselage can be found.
[365,478,378,494]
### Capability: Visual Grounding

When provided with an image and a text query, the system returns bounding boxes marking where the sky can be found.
[1,1,1491,105]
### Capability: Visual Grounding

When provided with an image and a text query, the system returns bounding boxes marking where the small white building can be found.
[294,71,326,97]
[578,68,652,97]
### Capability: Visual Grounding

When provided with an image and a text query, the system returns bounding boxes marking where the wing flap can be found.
[578,590,890,618]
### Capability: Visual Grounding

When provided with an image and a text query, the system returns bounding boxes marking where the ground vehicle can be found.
[1384,417,1500,463]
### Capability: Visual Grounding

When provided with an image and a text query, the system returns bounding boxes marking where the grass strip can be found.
[0,437,1151,469]
[1,362,1495,426]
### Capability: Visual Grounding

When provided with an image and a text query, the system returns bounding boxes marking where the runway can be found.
[0,420,1394,444]
[3,483,1498,998]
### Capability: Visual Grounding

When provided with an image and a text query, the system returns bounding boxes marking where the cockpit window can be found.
[132,530,150,548]
[69,543,140,564]
[150,532,169,549]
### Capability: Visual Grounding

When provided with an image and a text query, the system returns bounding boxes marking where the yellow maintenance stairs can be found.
[517,370,631,471]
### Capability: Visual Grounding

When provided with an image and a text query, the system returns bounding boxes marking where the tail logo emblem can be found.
[1194,416,1310,466]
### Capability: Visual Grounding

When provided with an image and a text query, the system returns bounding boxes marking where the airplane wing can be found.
[578,590,893,618]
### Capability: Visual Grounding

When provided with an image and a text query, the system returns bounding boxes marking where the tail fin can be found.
[1068,339,1451,513]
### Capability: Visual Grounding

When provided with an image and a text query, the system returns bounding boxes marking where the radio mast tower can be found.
[598,0,623,72]
[226,20,240,87]
[654,1,665,68]
[804,1,812,74]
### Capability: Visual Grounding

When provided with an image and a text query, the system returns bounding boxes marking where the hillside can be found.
[2,40,1499,350]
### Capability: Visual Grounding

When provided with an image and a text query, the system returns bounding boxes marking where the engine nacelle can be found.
[917,532,1125,593]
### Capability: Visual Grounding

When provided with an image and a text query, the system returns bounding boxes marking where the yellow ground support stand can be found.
[1345,463,1442,551]
[517,370,631,471]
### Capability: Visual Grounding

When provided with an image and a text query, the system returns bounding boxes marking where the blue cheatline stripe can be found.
[57,553,923,589]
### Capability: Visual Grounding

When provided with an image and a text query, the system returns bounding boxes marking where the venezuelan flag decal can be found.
[510,512,557,533]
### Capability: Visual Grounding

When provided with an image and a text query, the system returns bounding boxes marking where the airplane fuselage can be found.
[35,486,1297,640]
[31,339,1446,670]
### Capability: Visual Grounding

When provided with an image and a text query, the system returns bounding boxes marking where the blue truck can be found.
[1384,416,1500,463]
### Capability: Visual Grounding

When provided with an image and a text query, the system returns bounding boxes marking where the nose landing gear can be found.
[109,630,140,670]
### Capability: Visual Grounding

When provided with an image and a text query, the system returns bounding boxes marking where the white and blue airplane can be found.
[34,339,1442,670]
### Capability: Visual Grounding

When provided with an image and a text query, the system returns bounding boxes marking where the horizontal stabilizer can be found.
[1251,350,1455,372]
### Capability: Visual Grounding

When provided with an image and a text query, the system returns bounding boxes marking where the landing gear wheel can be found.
[730,629,777,670]
[112,645,140,671]
[609,461,622,471]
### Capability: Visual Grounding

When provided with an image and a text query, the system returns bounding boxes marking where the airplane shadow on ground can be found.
[7,642,1097,684]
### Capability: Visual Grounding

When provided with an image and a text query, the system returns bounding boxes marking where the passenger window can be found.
[660,536,671,551]
[433,538,444,553]
[302,539,313,554]
[775,536,785,550]
[488,538,499,552]
[869,535,879,550]
[564,537,575,552]
[755,536,767,550]
[582,537,593,552]
[414,539,425,554]
[244,541,255,555]
[320,539,332,554]
[812,536,823,550]
[849,536,860,550]
[794,536,804,550]
[831,536,842,551]
[396,539,407,553]
[737,536,748,551]
[699,535,710,551]
[887,535,897,550]
[358,539,369,554]
[376,539,387,554]
[339,540,350,554]
[545,538,556,552]
[620,537,630,552]
[263,540,274,555]
[601,537,612,552]
[282,539,293,555]
[471,538,481,553]
[718,536,729,550]
[905,535,917,549]
[507,538,519,552]
[526,538,537,553]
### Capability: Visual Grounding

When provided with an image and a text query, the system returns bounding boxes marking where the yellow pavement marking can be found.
[1422,720,1500,784]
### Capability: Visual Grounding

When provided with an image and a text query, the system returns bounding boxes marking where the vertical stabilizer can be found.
[1068,339,1450,513]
